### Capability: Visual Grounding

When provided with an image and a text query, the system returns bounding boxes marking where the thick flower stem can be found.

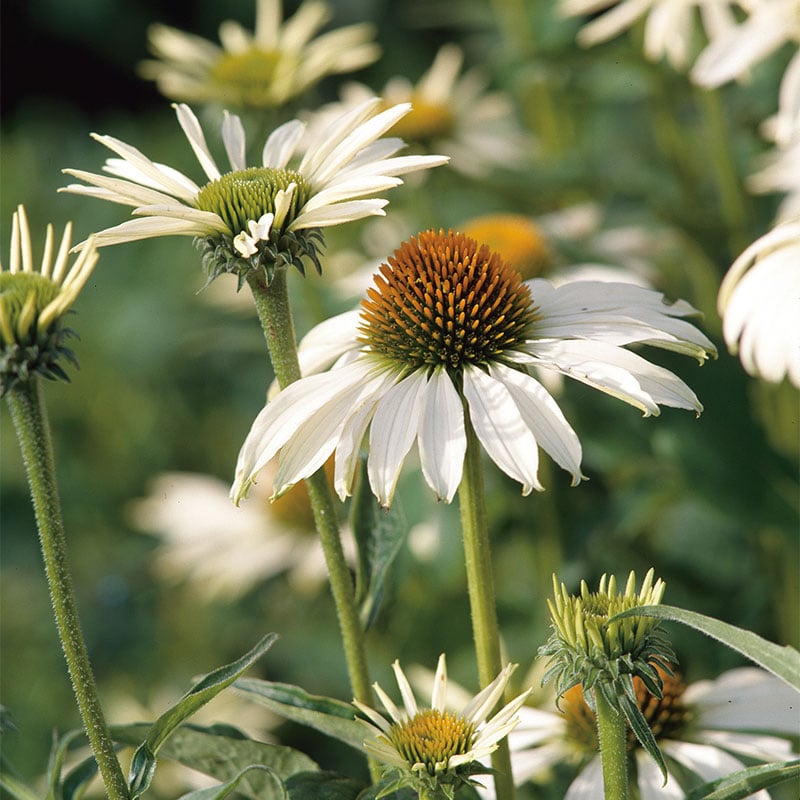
[246,270,378,777]
[457,416,515,800]
[5,380,129,800]
[595,689,630,800]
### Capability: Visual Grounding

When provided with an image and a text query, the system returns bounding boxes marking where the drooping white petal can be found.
[368,369,429,506]
[296,310,362,376]
[173,103,222,181]
[564,756,604,800]
[417,367,467,502]
[635,750,684,800]
[462,364,543,494]
[697,729,797,763]
[487,362,583,485]
[660,741,753,792]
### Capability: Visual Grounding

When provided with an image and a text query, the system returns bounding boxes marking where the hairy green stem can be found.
[5,380,129,800]
[595,689,630,800]
[246,269,378,779]
[457,416,515,800]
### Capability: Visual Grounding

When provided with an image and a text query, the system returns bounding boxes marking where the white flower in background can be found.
[61,101,448,281]
[323,43,532,177]
[354,654,529,795]
[139,0,380,108]
[691,1,800,88]
[129,469,347,599]
[233,229,715,508]
[748,50,800,222]
[717,218,800,386]
[560,0,739,70]
[479,666,799,800]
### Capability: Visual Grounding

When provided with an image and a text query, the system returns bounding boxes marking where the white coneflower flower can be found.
[480,666,799,799]
[354,654,529,798]
[325,43,532,177]
[691,1,800,88]
[61,101,448,283]
[717,217,800,387]
[0,205,99,395]
[560,0,739,70]
[139,0,380,108]
[232,229,715,507]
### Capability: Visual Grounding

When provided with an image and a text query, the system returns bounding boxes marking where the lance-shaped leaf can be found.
[234,678,366,751]
[684,759,800,800]
[610,605,800,690]
[0,773,40,800]
[284,770,366,800]
[176,765,287,800]
[128,632,278,798]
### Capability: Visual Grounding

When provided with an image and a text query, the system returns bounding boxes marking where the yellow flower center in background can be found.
[359,229,537,372]
[266,457,335,531]
[461,214,552,280]
[209,48,284,106]
[388,97,454,142]
[196,167,310,237]
[388,708,475,774]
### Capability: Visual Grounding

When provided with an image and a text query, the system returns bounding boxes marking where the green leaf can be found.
[0,772,41,800]
[350,457,408,629]
[113,722,316,799]
[285,770,366,800]
[176,765,286,800]
[234,678,367,751]
[684,759,800,800]
[128,632,278,798]
[63,754,101,800]
[610,605,800,690]
[45,729,83,800]
[617,691,667,782]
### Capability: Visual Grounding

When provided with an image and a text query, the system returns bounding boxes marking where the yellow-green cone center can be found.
[0,273,60,340]
[209,48,284,107]
[359,229,537,371]
[195,167,310,237]
[388,709,475,774]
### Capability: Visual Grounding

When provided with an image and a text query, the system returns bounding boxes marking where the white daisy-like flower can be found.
[748,50,800,222]
[354,654,529,794]
[479,666,799,800]
[61,100,448,281]
[560,0,740,70]
[0,205,99,395]
[691,1,800,88]
[717,217,800,386]
[325,43,532,177]
[139,0,380,108]
[232,229,715,508]
[129,467,348,600]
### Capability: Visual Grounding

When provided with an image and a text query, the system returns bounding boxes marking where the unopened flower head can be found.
[61,101,448,286]
[354,654,529,798]
[0,206,98,396]
[139,0,380,109]
[540,569,674,707]
[232,229,715,507]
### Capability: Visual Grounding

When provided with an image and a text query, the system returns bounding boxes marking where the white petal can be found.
[90,216,218,247]
[660,741,757,793]
[696,729,797,763]
[391,660,419,718]
[262,119,306,169]
[635,749,683,800]
[373,680,405,724]
[353,700,392,733]
[431,654,448,711]
[222,111,247,171]
[61,169,185,208]
[565,756,604,800]
[132,204,230,233]
[487,362,583,485]
[417,367,466,502]
[462,365,543,494]
[231,362,370,502]
[291,198,388,230]
[296,310,362,376]
[461,663,514,725]
[300,176,403,213]
[173,103,221,181]
[367,369,428,506]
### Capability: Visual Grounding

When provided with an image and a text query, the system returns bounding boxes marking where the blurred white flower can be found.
[480,666,799,799]
[692,1,800,88]
[717,217,800,386]
[129,468,350,599]
[560,0,739,70]
[321,43,533,177]
[139,0,380,108]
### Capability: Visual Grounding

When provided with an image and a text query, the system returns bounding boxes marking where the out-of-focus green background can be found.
[1,1,798,797]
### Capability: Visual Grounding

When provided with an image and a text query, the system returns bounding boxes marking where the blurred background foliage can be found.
[1,0,797,797]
